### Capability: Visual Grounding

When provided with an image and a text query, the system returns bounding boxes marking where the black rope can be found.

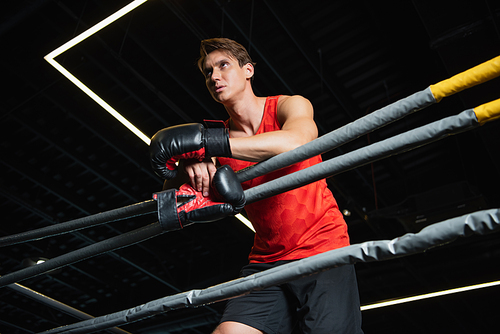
[0,223,164,288]
[0,200,157,247]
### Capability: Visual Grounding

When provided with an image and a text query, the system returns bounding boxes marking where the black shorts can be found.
[220,261,363,334]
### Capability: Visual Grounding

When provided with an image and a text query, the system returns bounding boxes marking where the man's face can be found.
[203,50,251,103]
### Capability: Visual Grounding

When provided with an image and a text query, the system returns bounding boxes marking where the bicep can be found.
[228,96,318,162]
[278,95,318,144]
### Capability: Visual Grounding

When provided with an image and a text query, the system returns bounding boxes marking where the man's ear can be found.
[244,63,254,80]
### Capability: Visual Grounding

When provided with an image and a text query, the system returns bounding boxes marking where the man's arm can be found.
[229,95,318,162]
[161,95,316,194]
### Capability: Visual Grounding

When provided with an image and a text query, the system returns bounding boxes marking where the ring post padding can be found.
[39,208,500,334]
[0,223,164,288]
[430,55,500,102]
[244,109,479,205]
[237,88,437,183]
[474,98,500,124]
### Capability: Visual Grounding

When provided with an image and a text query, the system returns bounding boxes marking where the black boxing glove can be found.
[150,123,231,180]
[211,165,245,213]
[153,165,245,231]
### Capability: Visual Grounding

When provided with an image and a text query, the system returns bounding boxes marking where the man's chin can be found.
[212,93,227,103]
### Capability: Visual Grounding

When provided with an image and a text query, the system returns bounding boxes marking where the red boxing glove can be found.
[150,123,231,180]
[153,165,244,231]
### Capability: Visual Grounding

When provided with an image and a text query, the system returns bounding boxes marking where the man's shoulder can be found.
[276,94,309,106]
[276,95,312,113]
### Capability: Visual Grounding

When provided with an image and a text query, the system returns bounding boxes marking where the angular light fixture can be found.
[235,213,255,232]
[22,257,49,267]
[361,280,500,311]
[44,0,150,145]
[43,0,254,230]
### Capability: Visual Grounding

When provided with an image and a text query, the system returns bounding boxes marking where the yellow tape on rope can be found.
[474,98,500,125]
[430,55,500,102]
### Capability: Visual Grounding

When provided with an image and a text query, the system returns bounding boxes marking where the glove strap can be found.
[204,120,232,158]
[153,189,183,231]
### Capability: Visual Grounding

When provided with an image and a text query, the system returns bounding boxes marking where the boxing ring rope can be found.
[1,55,498,249]
[236,55,500,182]
[0,223,164,287]
[0,200,157,247]
[244,101,496,204]
[1,98,497,289]
[0,56,498,332]
[39,208,500,334]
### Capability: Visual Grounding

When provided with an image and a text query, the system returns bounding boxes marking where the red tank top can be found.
[218,96,350,263]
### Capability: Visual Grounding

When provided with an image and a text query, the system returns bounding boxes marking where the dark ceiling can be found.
[1,0,500,333]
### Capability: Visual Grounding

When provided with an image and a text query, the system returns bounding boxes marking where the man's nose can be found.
[210,69,221,81]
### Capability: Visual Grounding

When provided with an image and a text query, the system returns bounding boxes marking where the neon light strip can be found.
[361,280,500,311]
[44,0,256,228]
[44,0,150,145]
[235,213,255,232]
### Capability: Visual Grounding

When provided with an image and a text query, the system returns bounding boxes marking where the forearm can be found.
[229,132,305,162]
[229,117,318,162]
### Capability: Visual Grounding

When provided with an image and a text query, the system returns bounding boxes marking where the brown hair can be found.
[197,38,256,73]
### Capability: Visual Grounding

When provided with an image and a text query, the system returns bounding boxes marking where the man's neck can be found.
[224,93,266,136]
